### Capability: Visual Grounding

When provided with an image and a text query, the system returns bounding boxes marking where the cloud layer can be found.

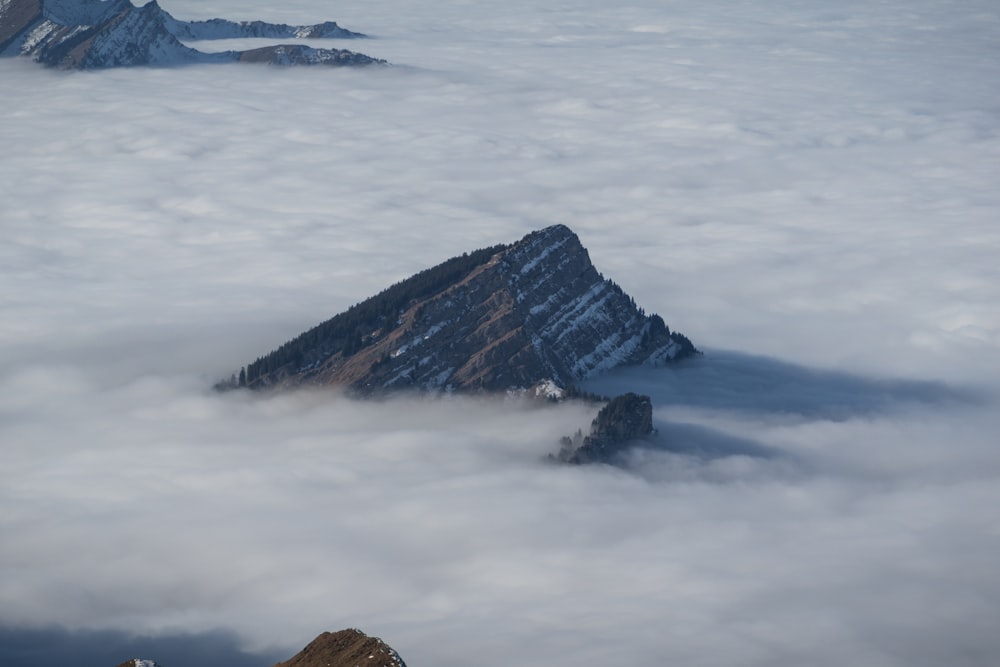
[2,1,999,665]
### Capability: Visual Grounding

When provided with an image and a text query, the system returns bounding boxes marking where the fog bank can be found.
[2,1,999,665]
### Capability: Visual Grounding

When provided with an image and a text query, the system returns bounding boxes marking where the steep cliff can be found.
[556,392,655,464]
[237,224,697,395]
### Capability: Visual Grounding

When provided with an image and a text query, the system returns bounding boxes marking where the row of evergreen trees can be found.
[242,243,508,386]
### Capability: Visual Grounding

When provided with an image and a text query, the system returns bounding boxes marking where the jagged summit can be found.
[233,224,697,395]
[0,0,383,69]
[274,629,407,667]
[556,392,655,464]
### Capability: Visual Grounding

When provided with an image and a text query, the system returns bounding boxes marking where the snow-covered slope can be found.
[0,0,380,68]
[506,225,693,379]
[239,224,697,395]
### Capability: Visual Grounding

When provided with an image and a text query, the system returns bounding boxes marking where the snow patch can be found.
[541,283,614,342]
[426,367,455,389]
[391,319,450,359]
[573,332,644,377]
[518,236,571,275]
[534,379,565,399]
[644,341,682,365]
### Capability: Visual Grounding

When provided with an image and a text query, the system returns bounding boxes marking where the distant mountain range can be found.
[228,224,697,396]
[114,628,406,667]
[0,0,385,68]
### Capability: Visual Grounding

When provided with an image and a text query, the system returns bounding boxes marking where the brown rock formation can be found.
[274,629,406,667]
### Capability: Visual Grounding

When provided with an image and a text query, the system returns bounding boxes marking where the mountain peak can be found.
[233,225,697,395]
[528,222,575,239]
[274,629,407,667]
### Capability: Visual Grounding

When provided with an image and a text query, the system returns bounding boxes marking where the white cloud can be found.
[1,1,999,665]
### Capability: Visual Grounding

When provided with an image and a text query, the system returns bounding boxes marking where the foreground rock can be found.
[556,392,654,464]
[274,629,407,667]
[232,224,697,395]
[0,0,383,69]
[111,629,406,667]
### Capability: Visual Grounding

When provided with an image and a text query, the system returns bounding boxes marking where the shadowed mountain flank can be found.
[233,224,697,395]
[0,0,383,69]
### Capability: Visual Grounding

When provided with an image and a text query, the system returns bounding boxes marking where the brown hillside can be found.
[274,629,406,667]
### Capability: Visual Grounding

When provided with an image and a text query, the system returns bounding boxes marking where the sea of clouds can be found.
[1,1,999,665]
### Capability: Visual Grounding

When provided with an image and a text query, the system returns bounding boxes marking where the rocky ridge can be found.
[235,224,697,395]
[556,392,655,464]
[273,629,407,667]
[0,0,383,69]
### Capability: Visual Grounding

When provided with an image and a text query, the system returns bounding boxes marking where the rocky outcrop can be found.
[0,0,42,54]
[237,44,379,67]
[111,630,406,667]
[274,629,407,667]
[556,392,654,464]
[0,0,383,69]
[236,224,697,395]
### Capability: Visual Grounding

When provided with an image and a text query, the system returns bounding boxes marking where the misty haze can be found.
[2,1,999,666]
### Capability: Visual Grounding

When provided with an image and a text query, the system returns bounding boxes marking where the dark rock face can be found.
[0,0,382,69]
[0,0,42,54]
[238,44,381,67]
[557,392,654,464]
[274,629,407,667]
[239,224,697,395]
